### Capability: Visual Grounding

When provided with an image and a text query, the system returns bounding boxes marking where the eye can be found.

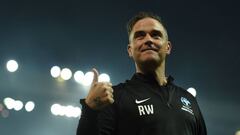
[134,31,146,40]
[150,30,162,39]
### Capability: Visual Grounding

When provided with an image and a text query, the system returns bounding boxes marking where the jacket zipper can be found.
[167,85,175,109]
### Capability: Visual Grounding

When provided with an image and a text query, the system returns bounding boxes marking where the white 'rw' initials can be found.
[138,105,154,116]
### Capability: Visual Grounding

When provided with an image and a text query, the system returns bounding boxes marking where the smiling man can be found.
[77,12,207,135]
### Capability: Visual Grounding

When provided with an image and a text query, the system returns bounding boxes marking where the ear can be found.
[127,44,133,58]
[166,41,172,55]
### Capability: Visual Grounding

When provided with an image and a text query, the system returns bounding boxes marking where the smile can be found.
[141,48,158,52]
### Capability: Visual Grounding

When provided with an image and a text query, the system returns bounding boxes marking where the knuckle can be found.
[103,91,109,96]
[109,88,113,93]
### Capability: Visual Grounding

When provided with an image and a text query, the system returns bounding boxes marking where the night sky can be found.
[0,0,239,135]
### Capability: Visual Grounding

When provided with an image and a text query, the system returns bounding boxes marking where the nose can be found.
[145,40,153,47]
[144,34,154,47]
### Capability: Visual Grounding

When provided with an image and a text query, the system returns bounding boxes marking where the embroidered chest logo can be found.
[136,98,154,116]
[180,97,194,115]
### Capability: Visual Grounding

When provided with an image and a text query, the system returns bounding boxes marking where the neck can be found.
[136,61,167,86]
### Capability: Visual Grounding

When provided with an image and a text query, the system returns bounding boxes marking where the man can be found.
[77,12,207,135]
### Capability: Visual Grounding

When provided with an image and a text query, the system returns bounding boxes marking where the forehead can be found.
[131,17,165,33]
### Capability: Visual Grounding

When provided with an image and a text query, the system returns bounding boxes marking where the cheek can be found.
[132,41,144,50]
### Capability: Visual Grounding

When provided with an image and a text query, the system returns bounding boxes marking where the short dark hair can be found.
[126,12,168,39]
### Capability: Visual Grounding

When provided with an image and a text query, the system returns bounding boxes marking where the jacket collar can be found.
[131,73,174,86]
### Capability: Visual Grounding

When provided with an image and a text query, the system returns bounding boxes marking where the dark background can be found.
[0,0,239,135]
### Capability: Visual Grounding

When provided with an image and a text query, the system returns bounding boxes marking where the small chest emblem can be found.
[135,98,150,104]
[136,98,154,116]
[180,97,194,115]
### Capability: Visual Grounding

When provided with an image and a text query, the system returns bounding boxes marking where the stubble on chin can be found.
[137,58,162,73]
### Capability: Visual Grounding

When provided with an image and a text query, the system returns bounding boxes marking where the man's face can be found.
[128,17,171,67]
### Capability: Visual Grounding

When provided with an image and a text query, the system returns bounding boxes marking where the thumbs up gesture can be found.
[85,68,114,110]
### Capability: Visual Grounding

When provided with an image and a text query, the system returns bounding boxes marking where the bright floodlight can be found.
[6,60,18,72]
[3,97,15,110]
[82,71,94,86]
[65,106,81,118]
[58,105,65,116]
[14,100,23,111]
[50,104,65,116]
[50,66,61,78]
[25,101,35,112]
[50,104,81,118]
[51,104,61,116]
[187,87,197,97]
[235,130,240,135]
[73,107,81,118]
[63,106,81,118]
[65,105,76,117]
[99,73,110,82]
[60,68,72,80]
[74,71,84,84]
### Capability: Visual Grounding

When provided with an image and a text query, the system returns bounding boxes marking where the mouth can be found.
[141,48,158,52]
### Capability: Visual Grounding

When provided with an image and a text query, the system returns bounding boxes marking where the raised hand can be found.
[85,68,114,110]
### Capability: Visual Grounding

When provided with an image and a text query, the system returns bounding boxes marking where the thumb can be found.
[92,68,99,84]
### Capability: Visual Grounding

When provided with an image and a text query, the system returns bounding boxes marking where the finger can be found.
[102,86,114,94]
[98,88,112,98]
[101,95,114,104]
[92,68,99,84]
[107,87,114,93]
[103,88,114,97]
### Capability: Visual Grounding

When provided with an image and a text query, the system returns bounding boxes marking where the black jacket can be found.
[77,73,207,135]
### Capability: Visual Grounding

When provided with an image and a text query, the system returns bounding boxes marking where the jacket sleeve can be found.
[195,99,207,135]
[76,99,118,135]
[98,103,117,135]
[76,99,99,135]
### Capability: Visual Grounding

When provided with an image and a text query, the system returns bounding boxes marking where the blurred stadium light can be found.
[6,60,19,72]
[14,100,24,111]
[3,97,15,110]
[51,67,111,87]
[187,87,197,97]
[74,70,85,84]
[50,103,81,118]
[3,97,35,112]
[99,73,110,82]
[25,101,35,112]
[60,68,72,80]
[236,130,240,135]
[82,71,94,86]
[50,66,61,78]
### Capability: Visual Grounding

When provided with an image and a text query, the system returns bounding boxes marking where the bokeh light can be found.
[14,100,24,111]
[3,97,15,110]
[236,130,240,135]
[25,101,35,112]
[99,73,110,82]
[50,103,81,118]
[51,104,61,116]
[187,87,197,97]
[50,66,61,78]
[6,60,19,72]
[82,71,94,86]
[60,68,72,80]
[74,71,84,84]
